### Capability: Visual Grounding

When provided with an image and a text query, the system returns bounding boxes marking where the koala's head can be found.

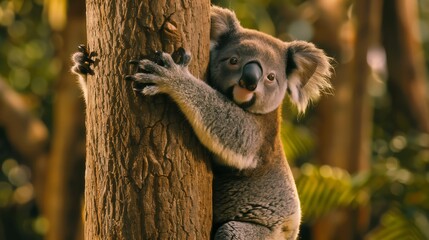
[209,6,332,114]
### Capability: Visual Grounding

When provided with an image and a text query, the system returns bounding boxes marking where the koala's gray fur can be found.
[71,44,96,103]
[71,6,332,240]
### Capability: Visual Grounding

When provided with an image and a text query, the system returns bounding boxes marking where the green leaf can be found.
[366,209,428,240]
[296,164,363,221]
[281,121,313,162]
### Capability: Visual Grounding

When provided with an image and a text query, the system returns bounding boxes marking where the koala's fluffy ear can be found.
[210,6,241,47]
[285,41,333,113]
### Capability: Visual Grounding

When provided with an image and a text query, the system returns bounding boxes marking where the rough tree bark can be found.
[44,1,86,240]
[84,1,212,239]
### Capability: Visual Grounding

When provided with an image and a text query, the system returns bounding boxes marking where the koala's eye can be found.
[229,57,238,65]
[267,73,276,81]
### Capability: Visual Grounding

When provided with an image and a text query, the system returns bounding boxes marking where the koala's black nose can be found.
[239,62,262,91]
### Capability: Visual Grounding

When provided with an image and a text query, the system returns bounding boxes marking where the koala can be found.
[71,6,332,240]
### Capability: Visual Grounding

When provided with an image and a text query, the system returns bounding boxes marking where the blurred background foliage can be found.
[0,0,428,239]
[0,0,55,111]
[0,0,54,239]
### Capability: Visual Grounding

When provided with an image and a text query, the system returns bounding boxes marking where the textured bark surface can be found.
[85,1,212,239]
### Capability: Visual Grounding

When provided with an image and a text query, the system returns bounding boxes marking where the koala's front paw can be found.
[125,49,191,96]
[72,44,96,75]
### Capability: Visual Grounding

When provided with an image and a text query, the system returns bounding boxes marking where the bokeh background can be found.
[1,0,429,239]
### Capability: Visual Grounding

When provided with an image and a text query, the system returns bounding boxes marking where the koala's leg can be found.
[214,221,271,240]
[281,210,301,240]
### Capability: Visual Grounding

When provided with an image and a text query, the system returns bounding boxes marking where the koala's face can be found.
[209,6,332,114]
[210,30,289,114]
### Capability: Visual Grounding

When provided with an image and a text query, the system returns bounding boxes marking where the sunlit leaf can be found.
[281,120,313,162]
[296,164,364,221]
[366,209,428,240]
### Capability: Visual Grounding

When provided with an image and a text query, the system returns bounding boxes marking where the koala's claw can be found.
[77,44,87,54]
[153,51,172,67]
[126,49,192,96]
[72,44,96,75]
[124,75,135,81]
[129,60,140,65]
[125,70,158,93]
[172,47,192,66]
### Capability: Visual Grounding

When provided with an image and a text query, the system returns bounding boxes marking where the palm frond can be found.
[295,164,364,221]
[366,209,428,240]
[281,121,314,162]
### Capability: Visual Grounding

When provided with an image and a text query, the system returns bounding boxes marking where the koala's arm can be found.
[126,52,262,170]
[71,45,95,102]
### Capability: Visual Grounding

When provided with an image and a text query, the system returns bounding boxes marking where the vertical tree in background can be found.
[382,0,429,133]
[313,0,429,238]
[44,1,86,240]
[84,1,212,239]
[312,0,381,239]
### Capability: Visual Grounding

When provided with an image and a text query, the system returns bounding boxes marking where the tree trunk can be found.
[44,1,86,240]
[348,0,381,173]
[84,1,212,239]
[382,0,429,133]
[313,0,381,238]
[311,2,355,238]
[313,0,352,170]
